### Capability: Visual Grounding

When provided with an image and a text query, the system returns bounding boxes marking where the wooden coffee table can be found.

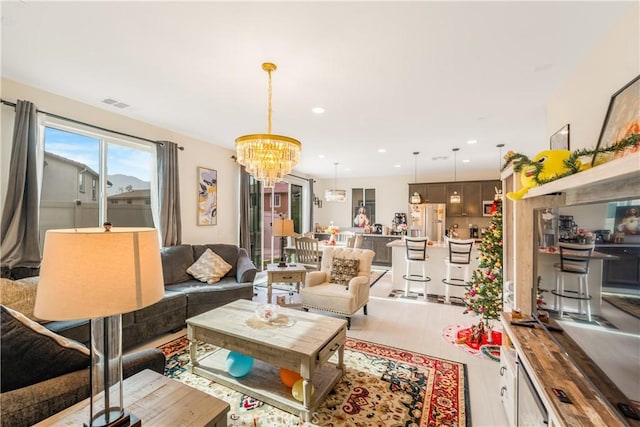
[187,299,347,421]
[35,369,229,426]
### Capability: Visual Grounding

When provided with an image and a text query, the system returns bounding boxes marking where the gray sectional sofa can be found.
[47,243,257,349]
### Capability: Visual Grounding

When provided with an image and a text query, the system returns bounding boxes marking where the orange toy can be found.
[279,368,302,388]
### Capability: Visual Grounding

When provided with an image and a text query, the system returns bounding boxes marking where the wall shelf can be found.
[523,151,640,204]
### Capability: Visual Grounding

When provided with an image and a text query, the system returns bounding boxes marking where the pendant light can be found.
[325,163,346,202]
[450,148,461,204]
[235,63,301,188]
[410,151,422,204]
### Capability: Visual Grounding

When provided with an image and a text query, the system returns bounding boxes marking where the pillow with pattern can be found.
[186,248,232,284]
[330,258,360,286]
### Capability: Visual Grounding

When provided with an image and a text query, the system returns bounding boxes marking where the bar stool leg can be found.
[405,262,411,297]
[583,275,592,322]
[444,264,452,304]
[422,261,428,300]
[558,273,565,319]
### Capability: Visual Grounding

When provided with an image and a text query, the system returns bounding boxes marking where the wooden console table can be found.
[35,369,229,426]
[266,263,307,304]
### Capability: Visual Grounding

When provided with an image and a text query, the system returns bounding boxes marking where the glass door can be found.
[251,179,307,270]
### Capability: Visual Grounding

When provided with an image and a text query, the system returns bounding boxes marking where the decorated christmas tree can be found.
[463,199,503,337]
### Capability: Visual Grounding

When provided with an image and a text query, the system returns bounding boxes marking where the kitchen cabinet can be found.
[426,183,446,203]
[361,235,401,266]
[482,180,502,201]
[446,182,482,217]
[445,183,464,216]
[599,246,640,288]
[462,182,482,217]
[408,184,427,203]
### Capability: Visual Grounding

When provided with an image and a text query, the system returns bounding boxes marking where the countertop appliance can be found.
[409,203,446,242]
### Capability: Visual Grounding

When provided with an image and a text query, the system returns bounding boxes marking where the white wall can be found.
[547,2,639,151]
[1,78,240,245]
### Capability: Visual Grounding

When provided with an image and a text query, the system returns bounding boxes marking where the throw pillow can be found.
[0,305,90,392]
[330,258,360,286]
[186,248,232,284]
[0,277,42,322]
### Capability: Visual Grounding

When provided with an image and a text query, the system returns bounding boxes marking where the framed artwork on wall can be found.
[592,74,640,166]
[550,123,570,150]
[197,167,217,225]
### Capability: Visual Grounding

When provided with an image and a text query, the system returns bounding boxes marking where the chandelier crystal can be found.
[235,63,301,188]
[325,163,346,202]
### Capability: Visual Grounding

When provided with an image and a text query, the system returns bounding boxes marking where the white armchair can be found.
[300,247,375,329]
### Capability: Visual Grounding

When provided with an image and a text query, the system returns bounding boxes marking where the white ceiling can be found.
[0,1,633,180]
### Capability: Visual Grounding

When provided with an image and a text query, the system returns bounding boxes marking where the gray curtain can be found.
[157,141,182,246]
[1,100,41,269]
[239,166,251,251]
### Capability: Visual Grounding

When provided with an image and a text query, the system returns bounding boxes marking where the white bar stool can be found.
[551,242,594,322]
[442,237,475,303]
[403,237,431,299]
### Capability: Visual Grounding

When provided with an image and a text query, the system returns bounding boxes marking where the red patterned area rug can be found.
[442,324,502,362]
[159,336,471,426]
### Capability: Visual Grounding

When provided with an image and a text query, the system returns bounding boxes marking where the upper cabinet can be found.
[408,183,427,204]
[426,183,446,204]
[410,179,502,217]
[481,180,502,202]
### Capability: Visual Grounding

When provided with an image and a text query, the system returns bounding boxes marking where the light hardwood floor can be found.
[135,271,510,426]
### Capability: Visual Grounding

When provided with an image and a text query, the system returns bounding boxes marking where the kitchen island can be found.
[388,238,480,302]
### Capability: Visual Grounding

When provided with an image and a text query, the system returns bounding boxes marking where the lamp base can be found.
[84,410,141,427]
[277,261,288,268]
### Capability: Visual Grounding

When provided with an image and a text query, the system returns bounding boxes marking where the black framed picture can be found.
[592,74,640,166]
[550,124,570,150]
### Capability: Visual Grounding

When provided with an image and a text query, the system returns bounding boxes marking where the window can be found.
[273,193,281,208]
[40,124,155,247]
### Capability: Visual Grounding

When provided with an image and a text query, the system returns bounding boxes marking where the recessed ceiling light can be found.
[462,159,470,163]
[345,168,351,172]
[318,154,325,158]
[394,164,401,168]
[312,107,325,114]
[378,149,386,153]
[467,140,477,145]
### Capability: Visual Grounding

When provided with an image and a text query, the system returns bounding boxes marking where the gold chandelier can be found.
[235,63,301,188]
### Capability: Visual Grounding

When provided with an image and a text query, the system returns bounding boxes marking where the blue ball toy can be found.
[226,351,254,378]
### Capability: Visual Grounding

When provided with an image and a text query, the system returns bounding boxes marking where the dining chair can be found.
[294,237,321,271]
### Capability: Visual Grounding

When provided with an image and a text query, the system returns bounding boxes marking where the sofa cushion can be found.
[0,277,42,322]
[187,248,232,284]
[192,244,239,278]
[330,258,360,285]
[161,244,194,285]
[1,305,90,393]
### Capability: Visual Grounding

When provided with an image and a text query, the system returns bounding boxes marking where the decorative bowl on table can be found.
[255,303,280,322]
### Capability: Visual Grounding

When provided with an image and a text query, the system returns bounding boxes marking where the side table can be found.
[266,263,307,304]
[35,369,229,426]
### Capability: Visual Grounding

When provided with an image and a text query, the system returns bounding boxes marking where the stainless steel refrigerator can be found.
[409,203,446,242]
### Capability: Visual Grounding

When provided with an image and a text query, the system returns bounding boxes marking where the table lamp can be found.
[34,226,164,427]
[273,219,295,267]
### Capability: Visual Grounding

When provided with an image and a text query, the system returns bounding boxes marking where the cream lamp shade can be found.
[273,219,295,237]
[34,227,164,321]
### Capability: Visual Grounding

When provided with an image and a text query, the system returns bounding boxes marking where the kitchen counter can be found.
[388,238,480,300]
